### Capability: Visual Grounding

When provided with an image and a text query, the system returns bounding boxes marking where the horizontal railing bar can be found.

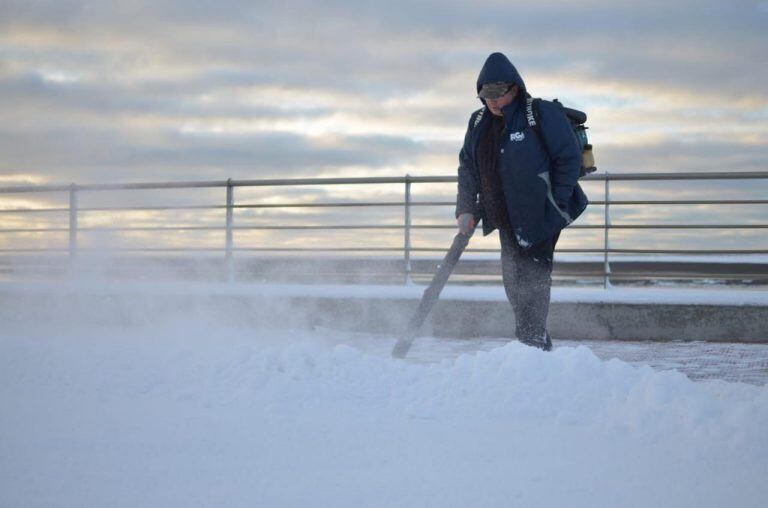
[3,171,768,194]
[548,271,768,276]
[77,181,229,191]
[230,176,457,187]
[418,248,768,254]
[0,201,452,214]
[0,226,370,233]
[3,223,768,234]
[234,201,456,208]
[230,247,721,254]
[588,199,768,206]
[237,202,403,208]
[457,249,768,255]
[0,228,71,233]
[0,181,230,194]
[605,224,768,229]
[231,247,408,252]
[604,249,768,254]
[0,184,72,194]
[0,205,225,214]
[3,199,767,214]
[412,248,768,255]
[1,225,447,233]
[80,205,223,212]
[0,248,71,253]
[0,227,221,233]
[0,208,71,214]
[240,225,424,230]
[0,176,456,194]
[595,272,768,278]
[444,272,768,279]
[2,247,767,255]
[583,171,768,181]
[0,248,225,253]
[245,225,442,230]
[243,248,764,255]
[0,247,568,254]
[527,273,768,280]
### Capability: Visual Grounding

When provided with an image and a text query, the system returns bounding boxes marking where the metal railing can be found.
[1,171,767,287]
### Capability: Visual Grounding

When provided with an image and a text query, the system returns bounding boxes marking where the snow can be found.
[2,310,768,507]
[5,279,768,306]
[6,281,768,306]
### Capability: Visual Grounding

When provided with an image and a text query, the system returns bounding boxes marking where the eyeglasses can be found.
[478,82,515,100]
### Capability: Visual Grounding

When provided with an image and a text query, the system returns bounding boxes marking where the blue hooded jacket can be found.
[456,52,588,245]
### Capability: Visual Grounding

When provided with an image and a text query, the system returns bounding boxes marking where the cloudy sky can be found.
[1,0,767,254]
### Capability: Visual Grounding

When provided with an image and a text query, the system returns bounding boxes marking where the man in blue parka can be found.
[456,52,588,351]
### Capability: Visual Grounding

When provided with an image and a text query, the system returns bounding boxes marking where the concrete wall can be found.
[295,296,768,343]
[2,288,767,343]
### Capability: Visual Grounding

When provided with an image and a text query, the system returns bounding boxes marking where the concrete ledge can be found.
[2,281,767,343]
[285,297,768,343]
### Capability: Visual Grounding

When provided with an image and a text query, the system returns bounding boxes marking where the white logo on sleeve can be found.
[510,132,525,142]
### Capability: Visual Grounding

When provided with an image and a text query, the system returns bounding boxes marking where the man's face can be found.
[485,85,518,116]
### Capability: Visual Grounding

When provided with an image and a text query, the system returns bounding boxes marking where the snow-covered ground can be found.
[2,312,767,507]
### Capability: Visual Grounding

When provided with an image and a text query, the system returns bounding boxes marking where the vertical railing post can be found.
[603,173,611,288]
[403,174,412,285]
[225,178,234,282]
[69,183,78,260]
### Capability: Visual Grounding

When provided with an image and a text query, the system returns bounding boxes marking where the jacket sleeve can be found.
[455,111,481,218]
[539,101,581,205]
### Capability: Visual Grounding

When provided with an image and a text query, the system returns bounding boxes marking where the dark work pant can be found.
[499,228,560,343]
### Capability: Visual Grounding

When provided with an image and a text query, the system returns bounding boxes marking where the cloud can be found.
[0,123,429,183]
[1,0,766,254]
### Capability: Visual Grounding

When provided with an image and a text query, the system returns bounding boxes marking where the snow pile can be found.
[2,322,767,507]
